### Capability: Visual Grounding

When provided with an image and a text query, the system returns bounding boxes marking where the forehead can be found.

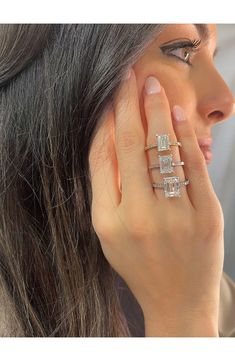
[206,24,217,38]
[196,24,217,42]
[156,24,217,43]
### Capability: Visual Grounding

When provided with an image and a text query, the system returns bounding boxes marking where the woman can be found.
[0,24,234,337]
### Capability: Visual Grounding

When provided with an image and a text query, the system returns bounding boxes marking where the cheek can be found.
[153,68,190,109]
[133,64,194,135]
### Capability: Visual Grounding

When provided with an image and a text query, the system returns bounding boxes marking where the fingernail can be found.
[233,102,235,114]
[145,76,161,94]
[205,150,212,160]
[124,68,132,80]
[173,105,186,122]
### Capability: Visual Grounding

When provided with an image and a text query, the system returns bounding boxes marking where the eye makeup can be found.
[160,38,202,65]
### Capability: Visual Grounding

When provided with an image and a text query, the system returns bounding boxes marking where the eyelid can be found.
[160,38,202,51]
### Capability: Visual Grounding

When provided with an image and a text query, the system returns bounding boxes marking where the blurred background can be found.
[209,24,235,280]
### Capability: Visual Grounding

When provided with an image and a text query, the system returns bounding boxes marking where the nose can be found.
[197,66,234,125]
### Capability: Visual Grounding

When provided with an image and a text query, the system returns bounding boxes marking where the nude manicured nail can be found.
[233,102,235,114]
[173,105,186,122]
[145,76,161,94]
[205,150,212,160]
[124,68,132,80]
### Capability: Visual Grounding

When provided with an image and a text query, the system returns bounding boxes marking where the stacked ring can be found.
[145,134,189,198]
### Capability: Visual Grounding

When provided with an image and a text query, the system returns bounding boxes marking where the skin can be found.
[133,24,234,146]
[89,24,235,336]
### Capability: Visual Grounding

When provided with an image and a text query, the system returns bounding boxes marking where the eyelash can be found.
[160,39,202,66]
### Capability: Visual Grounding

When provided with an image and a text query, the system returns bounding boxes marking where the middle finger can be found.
[143,76,187,201]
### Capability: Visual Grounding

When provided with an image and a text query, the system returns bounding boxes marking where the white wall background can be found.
[208,24,235,280]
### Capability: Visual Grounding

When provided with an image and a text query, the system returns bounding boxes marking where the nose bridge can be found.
[197,62,234,122]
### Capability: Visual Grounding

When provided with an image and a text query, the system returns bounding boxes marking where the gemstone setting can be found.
[159,154,174,174]
[163,176,181,197]
[157,134,170,151]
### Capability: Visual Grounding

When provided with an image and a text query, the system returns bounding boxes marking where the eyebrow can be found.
[194,24,210,41]
[194,24,219,58]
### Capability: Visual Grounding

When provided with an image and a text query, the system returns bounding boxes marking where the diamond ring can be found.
[152,176,189,198]
[148,154,184,174]
[144,134,182,152]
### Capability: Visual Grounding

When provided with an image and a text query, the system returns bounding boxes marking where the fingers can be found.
[89,65,214,220]
[88,105,120,223]
[113,68,154,202]
[172,105,216,210]
[143,76,187,201]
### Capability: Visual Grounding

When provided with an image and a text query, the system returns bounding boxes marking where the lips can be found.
[197,138,212,164]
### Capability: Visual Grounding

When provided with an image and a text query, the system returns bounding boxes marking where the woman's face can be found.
[132,24,234,164]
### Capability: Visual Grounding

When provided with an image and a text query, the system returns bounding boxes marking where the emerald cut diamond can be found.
[157,134,170,151]
[159,154,173,174]
[163,176,181,197]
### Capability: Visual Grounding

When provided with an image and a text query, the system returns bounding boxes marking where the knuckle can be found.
[205,200,224,228]
[187,152,205,170]
[91,209,116,243]
[125,209,156,240]
[144,91,169,112]
[201,219,222,244]
[178,124,196,144]
[167,210,194,239]
[89,143,109,173]
[198,198,224,243]
[117,130,143,153]
[179,125,192,139]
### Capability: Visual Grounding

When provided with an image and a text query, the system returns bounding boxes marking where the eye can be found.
[160,39,202,66]
[167,48,192,64]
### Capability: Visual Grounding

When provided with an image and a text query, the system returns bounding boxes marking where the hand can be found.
[89,68,224,336]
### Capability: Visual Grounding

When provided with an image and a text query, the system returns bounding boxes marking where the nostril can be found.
[208,110,224,120]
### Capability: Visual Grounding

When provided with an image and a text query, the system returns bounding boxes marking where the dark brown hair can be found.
[0,24,163,336]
